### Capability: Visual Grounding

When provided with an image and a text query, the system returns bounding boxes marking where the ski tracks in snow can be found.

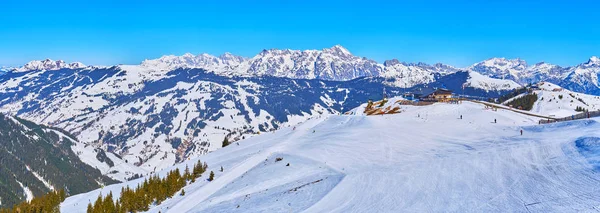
[168,117,328,212]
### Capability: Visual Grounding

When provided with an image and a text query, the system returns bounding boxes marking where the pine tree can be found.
[104,192,115,213]
[87,203,94,213]
[115,200,122,213]
[222,136,230,147]
[184,165,191,181]
[93,194,103,213]
[208,171,215,181]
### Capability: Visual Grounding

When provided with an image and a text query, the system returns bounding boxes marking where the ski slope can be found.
[61,101,600,212]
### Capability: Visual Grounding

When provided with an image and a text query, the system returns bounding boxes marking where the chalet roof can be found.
[419,88,453,98]
[434,88,452,95]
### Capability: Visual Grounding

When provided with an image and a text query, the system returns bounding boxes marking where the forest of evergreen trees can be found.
[87,160,208,213]
[505,93,538,111]
[495,86,530,104]
[0,189,66,213]
[0,114,117,208]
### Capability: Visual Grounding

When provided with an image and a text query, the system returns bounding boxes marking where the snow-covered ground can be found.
[61,101,600,212]
[504,82,600,118]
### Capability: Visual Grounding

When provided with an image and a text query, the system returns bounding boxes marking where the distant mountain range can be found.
[0,45,598,180]
[5,46,598,94]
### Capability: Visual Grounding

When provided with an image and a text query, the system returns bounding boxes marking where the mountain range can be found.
[7,45,598,94]
[0,45,598,181]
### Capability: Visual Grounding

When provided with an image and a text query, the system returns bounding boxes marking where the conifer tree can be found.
[209,171,215,181]
[87,202,94,213]
[222,137,230,147]
[115,200,122,213]
[184,165,191,181]
[93,194,103,213]
[104,192,115,213]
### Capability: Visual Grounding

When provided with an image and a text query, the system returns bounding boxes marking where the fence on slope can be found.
[539,110,600,124]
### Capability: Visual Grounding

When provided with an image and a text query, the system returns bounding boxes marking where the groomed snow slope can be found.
[62,101,600,212]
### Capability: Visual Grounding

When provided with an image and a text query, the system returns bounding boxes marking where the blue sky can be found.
[1,0,599,67]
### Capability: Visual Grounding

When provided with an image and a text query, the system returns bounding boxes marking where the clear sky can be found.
[1,0,599,67]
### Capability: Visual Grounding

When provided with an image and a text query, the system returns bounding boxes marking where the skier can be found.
[520,129,523,135]
[494,119,497,123]
[460,115,462,119]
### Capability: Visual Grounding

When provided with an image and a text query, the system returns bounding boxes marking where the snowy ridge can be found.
[140,52,246,73]
[142,45,385,81]
[61,101,600,212]
[14,59,87,72]
[464,71,521,91]
[469,56,600,95]
[3,47,600,95]
[380,60,440,88]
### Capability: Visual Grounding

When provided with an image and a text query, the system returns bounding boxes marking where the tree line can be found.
[0,189,66,213]
[505,93,538,111]
[87,160,208,213]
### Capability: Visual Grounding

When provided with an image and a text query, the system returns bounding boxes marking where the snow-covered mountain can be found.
[0,65,385,180]
[463,71,521,91]
[60,101,600,212]
[469,57,529,83]
[559,57,600,95]
[243,45,384,81]
[141,45,385,81]
[2,46,577,181]
[468,56,600,95]
[141,52,246,73]
[0,62,514,180]
[0,66,11,74]
[14,59,87,72]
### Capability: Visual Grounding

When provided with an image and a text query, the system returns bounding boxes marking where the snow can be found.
[16,180,34,202]
[61,99,600,212]
[504,82,600,118]
[589,56,600,64]
[14,59,87,72]
[25,165,55,191]
[465,71,521,91]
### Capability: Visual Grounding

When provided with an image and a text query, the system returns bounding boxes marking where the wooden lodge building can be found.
[420,88,454,102]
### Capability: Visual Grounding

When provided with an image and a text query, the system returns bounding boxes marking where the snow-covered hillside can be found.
[464,71,521,91]
[505,82,600,118]
[0,56,518,181]
[61,101,600,212]
[0,66,349,180]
